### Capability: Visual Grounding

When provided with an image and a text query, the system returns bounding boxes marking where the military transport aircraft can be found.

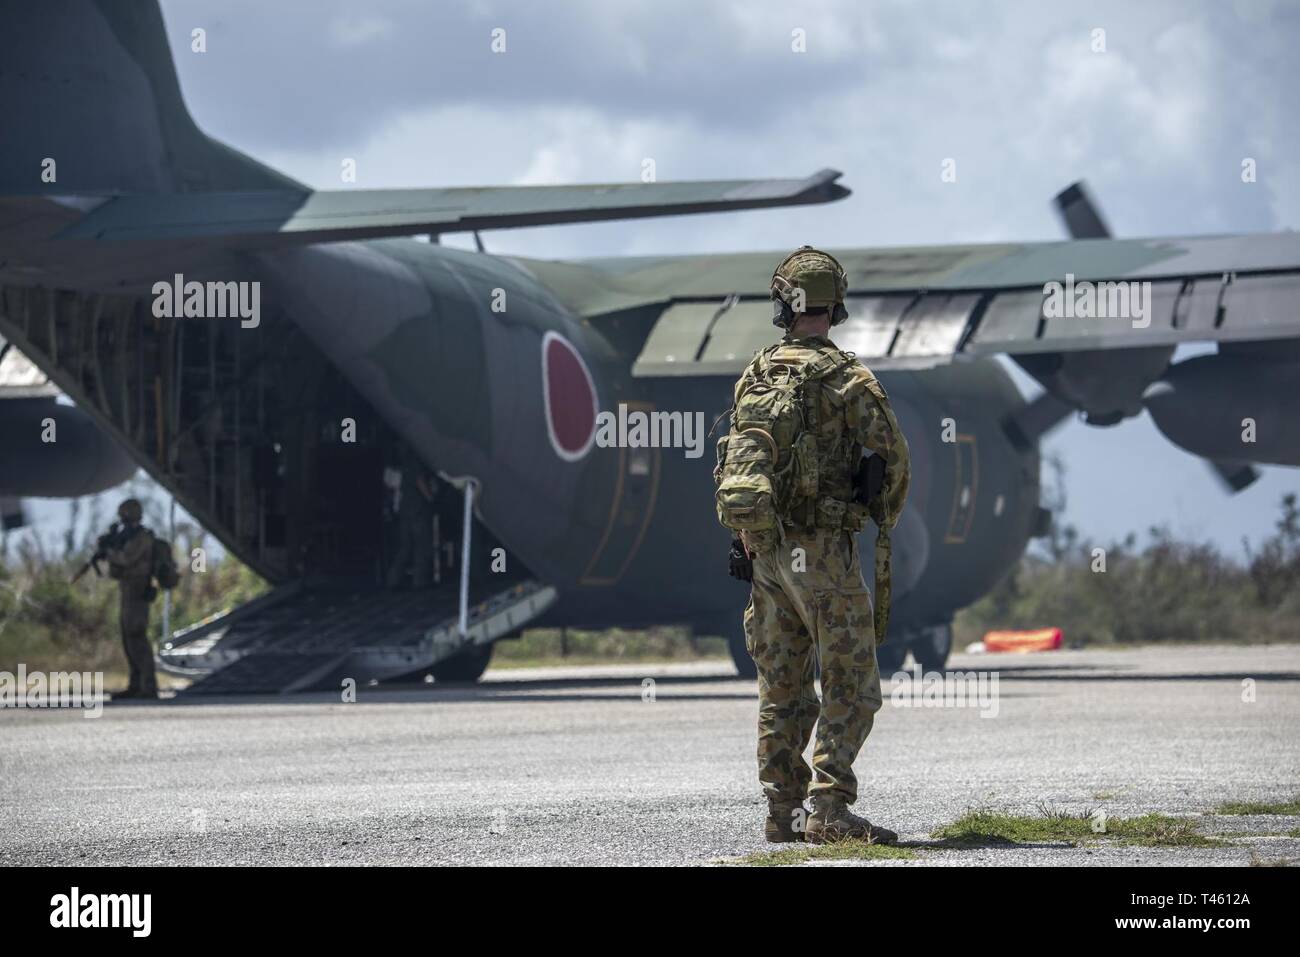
[3,1,1298,691]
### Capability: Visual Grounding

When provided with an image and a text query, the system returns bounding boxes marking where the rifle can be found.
[70,522,129,584]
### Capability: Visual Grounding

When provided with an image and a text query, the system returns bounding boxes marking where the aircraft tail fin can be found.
[0,0,298,196]
[5,2,849,246]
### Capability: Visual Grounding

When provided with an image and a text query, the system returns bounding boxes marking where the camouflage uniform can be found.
[107,523,159,696]
[387,449,436,588]
[738,335,910,811]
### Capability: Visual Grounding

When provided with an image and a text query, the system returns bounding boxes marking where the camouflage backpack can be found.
[714,344,856,532]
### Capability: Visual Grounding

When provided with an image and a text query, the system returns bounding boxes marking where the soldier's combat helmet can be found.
[770,245,849,329]
[117,498,144,524]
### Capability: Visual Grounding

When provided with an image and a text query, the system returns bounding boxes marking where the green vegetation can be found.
[956,466,1300,646]
[932,807,1090,847]
[732,840,916,866]
[1105,813,1227,848]
[0,487,266,676]
[1215,795,1300,815]
[931,807,1224,848]
[1249,851,1295,867]
[6,466,1298,677]
[732,804,1242,865]
[493,626,727,668]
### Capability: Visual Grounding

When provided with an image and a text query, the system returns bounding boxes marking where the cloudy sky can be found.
[120,0,1299,554]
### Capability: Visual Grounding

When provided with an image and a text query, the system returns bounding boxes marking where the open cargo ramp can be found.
[160,578,556,694]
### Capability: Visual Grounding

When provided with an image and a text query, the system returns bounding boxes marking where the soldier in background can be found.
[716,247,910,845]
[386,447,437,589]
[105,498,160,700]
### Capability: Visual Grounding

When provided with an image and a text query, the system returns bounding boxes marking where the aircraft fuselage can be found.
[256,238,1041,636]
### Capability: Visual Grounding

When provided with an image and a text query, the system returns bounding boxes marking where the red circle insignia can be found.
[542,331,597,461]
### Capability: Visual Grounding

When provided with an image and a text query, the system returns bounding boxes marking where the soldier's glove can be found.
[728,538,753,583]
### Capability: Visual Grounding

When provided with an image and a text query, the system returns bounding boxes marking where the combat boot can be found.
[112,688,158,701]
[806,795,898,845]
[764,799,809,843]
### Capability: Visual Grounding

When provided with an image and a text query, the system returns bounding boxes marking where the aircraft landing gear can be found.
[876,622,954,675]
[430,641,494,683]
[716,615,954,680]
[728,633,757,679]
[709,615,757,679]
[911,622,953,672]
[875,640,907,676]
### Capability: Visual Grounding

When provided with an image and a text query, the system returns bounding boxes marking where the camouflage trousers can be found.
[119,581,157,694]
[743,528,882,806]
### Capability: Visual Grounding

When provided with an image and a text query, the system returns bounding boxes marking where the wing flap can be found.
[629,270,1300,377]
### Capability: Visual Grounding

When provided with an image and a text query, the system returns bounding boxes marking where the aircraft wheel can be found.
[709,615,757,679]
[911,623,953,673]
[430,642,494,683]
[875,639,907,676]
[728,626,757,679]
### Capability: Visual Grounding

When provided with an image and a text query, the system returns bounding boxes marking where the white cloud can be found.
[327,14,393,48]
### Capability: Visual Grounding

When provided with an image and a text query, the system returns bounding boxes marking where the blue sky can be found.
[26,0,1300,557]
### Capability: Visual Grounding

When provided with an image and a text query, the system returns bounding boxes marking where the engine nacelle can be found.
[0,397,137,496]
[1016,345,1175,426]
[1144,355,1300,467]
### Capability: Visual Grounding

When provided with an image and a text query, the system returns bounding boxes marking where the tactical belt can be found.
[780,497,893,646]
[781,496,868,531]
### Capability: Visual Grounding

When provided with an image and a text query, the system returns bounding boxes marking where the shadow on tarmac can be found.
[111,657,1300,708]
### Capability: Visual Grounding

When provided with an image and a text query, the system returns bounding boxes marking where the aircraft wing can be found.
[52,169,849,245]
[513,232,1300,375]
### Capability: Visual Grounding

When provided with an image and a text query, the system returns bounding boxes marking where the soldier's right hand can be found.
[728,539,754,582]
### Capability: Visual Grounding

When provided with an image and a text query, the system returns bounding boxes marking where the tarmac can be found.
[1,643,1297,865]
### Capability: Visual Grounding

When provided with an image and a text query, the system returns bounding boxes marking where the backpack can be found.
[151,536,180,589]
[714,344,855,532]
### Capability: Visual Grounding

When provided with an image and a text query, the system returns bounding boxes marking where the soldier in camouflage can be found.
[106,498,160,700]
[726,246,910,844]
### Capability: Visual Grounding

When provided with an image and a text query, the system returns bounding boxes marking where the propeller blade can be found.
[1002,392,1075,450]
[1207,460,1261,494]
[1053,181,1111,239]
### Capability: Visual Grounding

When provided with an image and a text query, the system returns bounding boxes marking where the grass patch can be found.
[931,807,1224,848]
[932,808,1093,847]
[1106,813,1225,847]
[490,653,728,670]
[1215,795,1300,815]
[492,627,728,668]
[1250,850,1295,867]
[732,840,916,867]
